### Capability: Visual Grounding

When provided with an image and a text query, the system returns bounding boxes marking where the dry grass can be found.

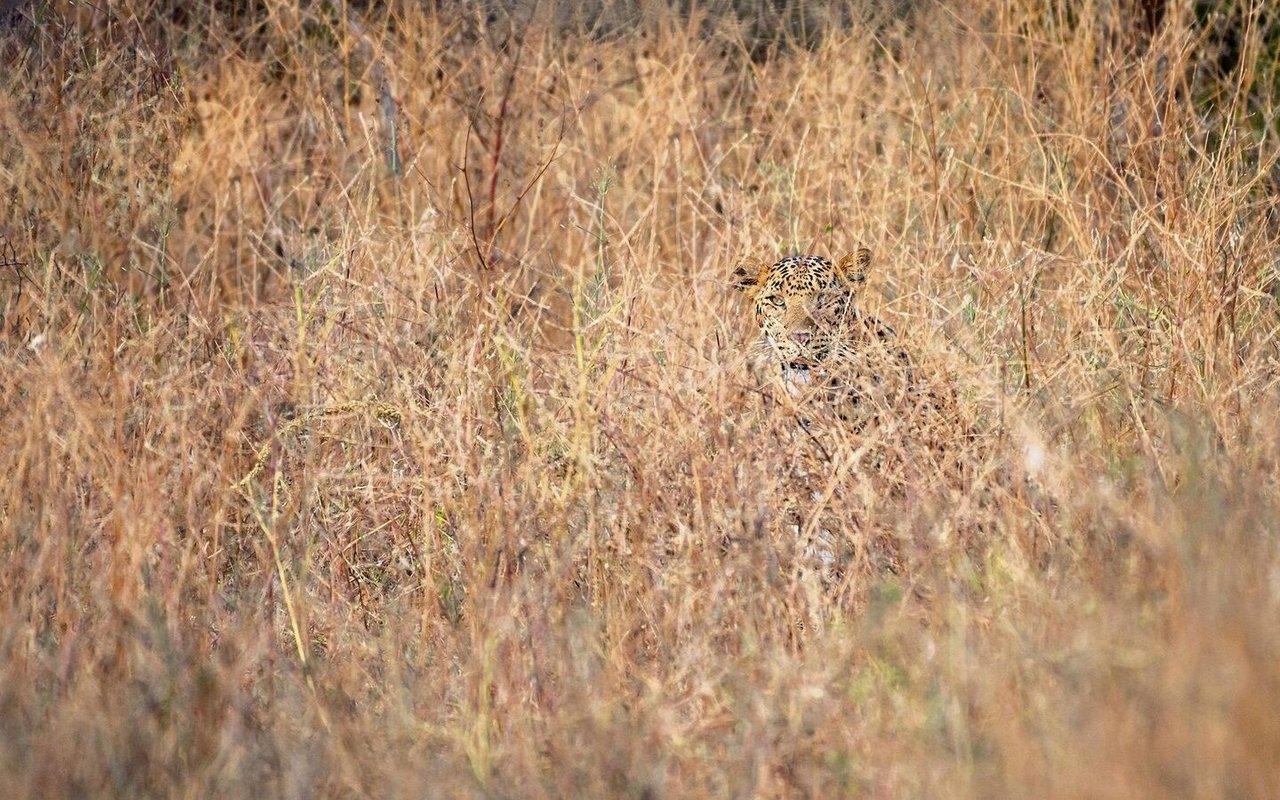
[3,0,1280,796]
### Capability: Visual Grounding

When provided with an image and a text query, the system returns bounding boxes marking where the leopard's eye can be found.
[764,295,786,308]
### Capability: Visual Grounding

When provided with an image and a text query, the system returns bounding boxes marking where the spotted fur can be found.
[730,248,965,575]
[732,248,921,427]
[730,250,1045,580]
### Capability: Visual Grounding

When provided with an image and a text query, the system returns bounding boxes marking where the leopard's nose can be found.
[790,331,812,346]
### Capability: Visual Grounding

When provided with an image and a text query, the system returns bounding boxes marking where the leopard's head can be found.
[731,248,874,369]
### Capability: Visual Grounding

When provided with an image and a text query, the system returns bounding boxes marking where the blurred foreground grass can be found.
[2,1,1280,796]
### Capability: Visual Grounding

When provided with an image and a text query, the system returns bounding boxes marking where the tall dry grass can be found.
[2,0,1280,796]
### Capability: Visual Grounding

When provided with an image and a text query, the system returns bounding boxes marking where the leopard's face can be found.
[732,249,876,371]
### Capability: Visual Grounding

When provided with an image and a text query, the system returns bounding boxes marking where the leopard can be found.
[732,249,916,426]
[729,247,969,577]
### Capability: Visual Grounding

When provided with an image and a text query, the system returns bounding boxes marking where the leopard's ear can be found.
[731,256,769,300]
[835,246,872,289]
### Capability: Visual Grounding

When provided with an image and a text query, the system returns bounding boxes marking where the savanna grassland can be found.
[3,0,1280,796]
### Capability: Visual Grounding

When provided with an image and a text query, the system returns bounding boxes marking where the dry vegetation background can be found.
[3,0,1280,796]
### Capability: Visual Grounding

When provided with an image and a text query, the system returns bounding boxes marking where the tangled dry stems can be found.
[2,1,1280,797]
